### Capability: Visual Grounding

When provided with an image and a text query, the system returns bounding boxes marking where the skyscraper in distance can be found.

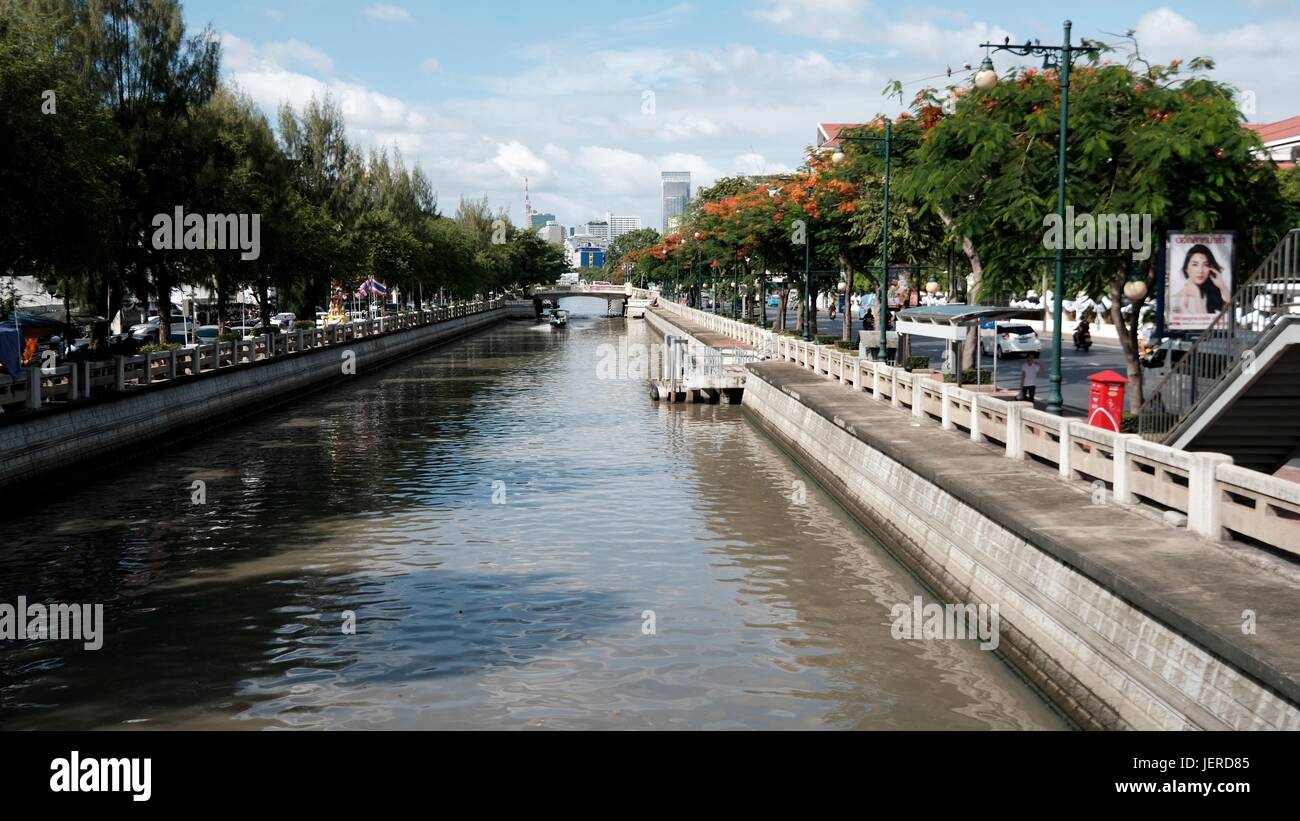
[661,171,691,234]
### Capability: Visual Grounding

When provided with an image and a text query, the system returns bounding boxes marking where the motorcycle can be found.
[1073,325,1093,352]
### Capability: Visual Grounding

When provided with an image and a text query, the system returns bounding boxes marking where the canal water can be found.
[0,301,1066,729]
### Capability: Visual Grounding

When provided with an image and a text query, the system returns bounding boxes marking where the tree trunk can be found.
[1110,269,1155,414]
[258,277,271,329]
[776,287,787,331]
[840,256,853,342]
[154,266,173,344]
[938,209,984,369]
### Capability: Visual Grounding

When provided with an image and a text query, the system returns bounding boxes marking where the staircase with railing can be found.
[1139,228,1300,473]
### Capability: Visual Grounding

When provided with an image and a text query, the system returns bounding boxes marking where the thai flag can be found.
[357,279,370,297]
[369,278,388,296]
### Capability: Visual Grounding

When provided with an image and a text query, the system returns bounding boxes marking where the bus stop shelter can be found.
[894,304,1039,388]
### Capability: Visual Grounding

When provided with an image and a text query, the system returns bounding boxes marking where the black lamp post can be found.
[832,119,893,361]
[976,21,1101,414]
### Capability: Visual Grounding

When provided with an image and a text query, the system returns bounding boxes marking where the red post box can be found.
[1086,370,1129,431]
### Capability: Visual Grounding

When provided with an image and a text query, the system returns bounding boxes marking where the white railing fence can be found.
[0,300,503,413]
[655,299,1300,556]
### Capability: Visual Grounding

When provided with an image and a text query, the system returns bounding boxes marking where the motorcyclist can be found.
[1073,319,1092,349]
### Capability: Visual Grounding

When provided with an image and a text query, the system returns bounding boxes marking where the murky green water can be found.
[0,302,1066,729]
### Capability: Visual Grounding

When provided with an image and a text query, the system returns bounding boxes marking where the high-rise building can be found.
[582,220,611,242]
[530,212,556,229]
[607,213,642,239]
[539,222,565,245]
[661,171,691,234]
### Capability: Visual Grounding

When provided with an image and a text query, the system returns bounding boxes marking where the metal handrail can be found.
[1139,229,1300,441]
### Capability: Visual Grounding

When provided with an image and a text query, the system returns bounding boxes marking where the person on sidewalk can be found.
[1019,352,1040,404]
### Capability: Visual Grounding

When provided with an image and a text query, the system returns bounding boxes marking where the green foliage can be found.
[139,343,183,354]
[834,339,858,351]
[1122,412,1140,433]
[944,368,994,384]
[905,356,932,371]
[605,228,661,277]
[0,0,560,337]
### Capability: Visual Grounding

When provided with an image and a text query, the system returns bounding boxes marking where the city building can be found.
[607,213,642,239]
[661,171,691,234]
[539,222,565,245]
[574,247,605,268]
[530,212,556,229]
[1246,116,1300,167]
[815,123,863,152]
[582,220,611,242]
[564,229,609,270]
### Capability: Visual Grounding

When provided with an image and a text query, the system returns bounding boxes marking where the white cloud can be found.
[491,141,552,182]
[365,4,414,23]
[1133,7,1300,121]
[221,33,335,75]
[656,116,721,141]
[420,57,441,75]
[752,0,876,41]
[732,153,793,175]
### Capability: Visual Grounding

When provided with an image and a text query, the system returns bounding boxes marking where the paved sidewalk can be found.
[649,307,757,352]
[749,359,1300,709]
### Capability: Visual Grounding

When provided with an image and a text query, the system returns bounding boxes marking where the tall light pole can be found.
[803,230,813,341]
[833,118,892,361]
[977,21,1099,415]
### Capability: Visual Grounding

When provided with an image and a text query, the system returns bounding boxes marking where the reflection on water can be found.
[0,301,1067,729]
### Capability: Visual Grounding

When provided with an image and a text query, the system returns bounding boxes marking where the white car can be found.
[980,322,1042,358]
[270,312,296,331]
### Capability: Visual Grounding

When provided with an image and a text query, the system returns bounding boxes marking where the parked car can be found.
[270,312,296,331]
[192,325,221,346]
[980,322,1042,358]
[130,315,196,344]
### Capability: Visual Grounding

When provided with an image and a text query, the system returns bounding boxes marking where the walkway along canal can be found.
[647,300,1300,730]
[0,308,1065,730]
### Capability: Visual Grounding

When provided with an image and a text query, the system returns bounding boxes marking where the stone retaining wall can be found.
[741,367,1300,731]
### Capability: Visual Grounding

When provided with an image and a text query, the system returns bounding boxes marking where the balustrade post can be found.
[1058,420,1075,479]
[1005,403,1028,460]
[1112,434,1134,505]
[1188,452,1233,540]
[26,365,41,409]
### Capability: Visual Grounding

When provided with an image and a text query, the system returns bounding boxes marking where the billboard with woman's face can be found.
[1166,232,1234,330]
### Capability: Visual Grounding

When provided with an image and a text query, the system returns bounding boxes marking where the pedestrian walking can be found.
[1019,352,1041,404]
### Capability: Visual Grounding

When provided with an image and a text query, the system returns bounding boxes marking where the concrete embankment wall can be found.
[0,309,507,497]
[741,366,1300,731]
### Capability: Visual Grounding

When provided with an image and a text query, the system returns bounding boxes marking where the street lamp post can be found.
[832,118,893,360]
[803,230,812,342]
[977,21,1100,415]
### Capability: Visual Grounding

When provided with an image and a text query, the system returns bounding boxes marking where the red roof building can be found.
[816,123,863,151]
[1245,116,1300,167]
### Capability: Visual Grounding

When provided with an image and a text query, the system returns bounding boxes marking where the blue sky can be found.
[185,1,1299,230]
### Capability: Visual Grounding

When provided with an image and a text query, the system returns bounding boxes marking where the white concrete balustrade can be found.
[0,300,502,411]
[658,299,1300,556]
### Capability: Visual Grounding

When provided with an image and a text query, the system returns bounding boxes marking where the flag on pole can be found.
[369,278,388,296]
